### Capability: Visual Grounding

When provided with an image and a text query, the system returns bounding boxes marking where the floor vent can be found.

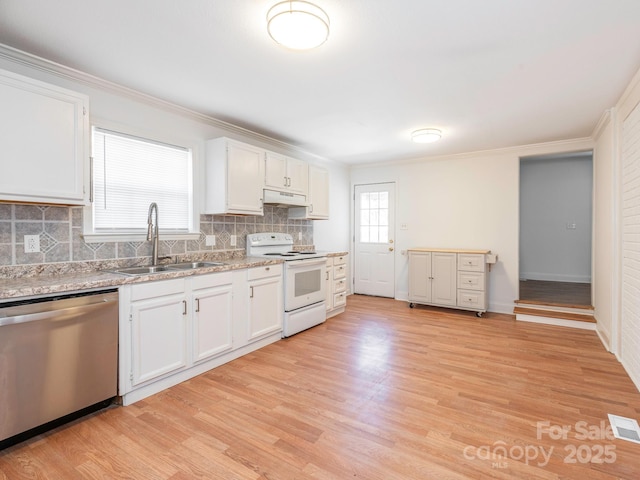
[608,414,640,444]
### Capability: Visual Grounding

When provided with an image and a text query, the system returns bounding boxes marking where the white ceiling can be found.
[1,0,640,165]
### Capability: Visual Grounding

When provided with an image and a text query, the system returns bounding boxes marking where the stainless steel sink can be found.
[111,265,171,276]
[166,262,226,270]
[110,262,226,276]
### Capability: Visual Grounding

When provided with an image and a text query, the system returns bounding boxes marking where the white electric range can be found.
[246,233,327,337]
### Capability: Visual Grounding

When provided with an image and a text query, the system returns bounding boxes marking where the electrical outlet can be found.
[24,235,40,253]
[205,235,216,246]
[400,223,409,230]
[230,235,237,247]
[298,232,302,241]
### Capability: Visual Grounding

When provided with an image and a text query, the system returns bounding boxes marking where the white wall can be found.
[617,66,640,392]
[350,139,592,314]
[519,154,593,283]
[593,111,616,351]
[0,48,351,252]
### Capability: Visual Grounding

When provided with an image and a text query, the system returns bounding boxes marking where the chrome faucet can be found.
[147,202,160,266]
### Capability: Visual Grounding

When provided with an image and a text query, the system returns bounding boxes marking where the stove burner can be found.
[295,251,317,255]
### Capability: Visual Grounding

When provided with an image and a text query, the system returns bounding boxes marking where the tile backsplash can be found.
[0,203,312,267]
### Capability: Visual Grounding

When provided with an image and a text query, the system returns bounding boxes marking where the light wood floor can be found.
[2,295,639,479]
[519,280,592,308]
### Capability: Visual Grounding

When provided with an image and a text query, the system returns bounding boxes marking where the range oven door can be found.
[284,257,327,312]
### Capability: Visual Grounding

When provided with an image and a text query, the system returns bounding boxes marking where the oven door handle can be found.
[285,258,327,269]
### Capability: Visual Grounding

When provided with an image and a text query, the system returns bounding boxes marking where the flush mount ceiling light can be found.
[411,128,442,144]
[267,1,330,50]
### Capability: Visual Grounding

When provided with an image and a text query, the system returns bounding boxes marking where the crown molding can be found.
[0,43,332,163]
[350,137,595,170]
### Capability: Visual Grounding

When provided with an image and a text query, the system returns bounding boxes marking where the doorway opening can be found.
[353,182,396,298]
[518,151,593,308]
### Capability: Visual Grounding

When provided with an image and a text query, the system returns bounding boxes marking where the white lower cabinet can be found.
[130,284,188,386]
[326,254,348,318]
[119,267,282,405]
[408,248,494,316]
[408,251,456,307]
[190,273,234,364]
[247,265,283,341]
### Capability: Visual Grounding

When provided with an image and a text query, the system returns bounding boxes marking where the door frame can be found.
[352,181,397,297]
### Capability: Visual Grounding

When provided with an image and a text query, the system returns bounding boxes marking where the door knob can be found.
[389,239,394,244]
[389,247,394,252]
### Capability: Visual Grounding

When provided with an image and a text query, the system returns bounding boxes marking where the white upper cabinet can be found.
[0,69,89,205]
[204,137,265,215]
[289,165,330,220]
[264,150,308,196]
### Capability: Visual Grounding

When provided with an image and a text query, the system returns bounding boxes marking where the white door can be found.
[354,183,395,297]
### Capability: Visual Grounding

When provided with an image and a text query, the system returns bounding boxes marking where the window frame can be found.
[82,122,201,243]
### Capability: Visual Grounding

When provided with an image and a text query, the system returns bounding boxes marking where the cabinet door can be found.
[226,141,265,214]
[248,275,283,340]
[0,69,89,205]
[264,151,288,190]
[431,253,457,306]
[286,157,309,195]
[408,251,432,303]
[191,283,233,363]
[308,165,329,219]
[325,264,333,311]
[130,294,187,386]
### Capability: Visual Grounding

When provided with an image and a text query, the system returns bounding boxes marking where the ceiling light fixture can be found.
[411,128,442,144]
[267,1,330,50]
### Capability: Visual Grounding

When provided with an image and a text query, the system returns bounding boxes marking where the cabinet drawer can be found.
[334,291,347,308]
[131,278,185,301]
[326,258,334,267]
[458,254,485,272]
[248,264,282,280]
[191,271,233,290]
[333,255,347,266]
[334,278,346,294]
[333,264,346,280]
[457,289,486,310]
[457,271,485,291]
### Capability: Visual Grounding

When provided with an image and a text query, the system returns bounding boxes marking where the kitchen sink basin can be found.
[110,262,226,276]
[166,262,226,270]
[111,265,171,276]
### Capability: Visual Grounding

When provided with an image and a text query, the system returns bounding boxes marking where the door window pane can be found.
[359,189,390,244]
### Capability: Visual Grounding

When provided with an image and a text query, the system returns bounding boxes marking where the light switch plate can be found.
[205,235,216,246]
[230,235,237,247]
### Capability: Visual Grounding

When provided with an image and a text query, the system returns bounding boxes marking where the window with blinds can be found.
[91,128,193,233]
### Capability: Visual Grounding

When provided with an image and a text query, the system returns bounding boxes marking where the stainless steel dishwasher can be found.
[0,289,118,448]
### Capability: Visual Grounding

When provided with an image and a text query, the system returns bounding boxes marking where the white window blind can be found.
[92,128,193,233]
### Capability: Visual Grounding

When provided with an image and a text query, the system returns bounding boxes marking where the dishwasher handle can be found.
[0,292,118,327]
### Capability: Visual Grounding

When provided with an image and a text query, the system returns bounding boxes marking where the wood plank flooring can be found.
[519,280,592,308]
[2,295,639,479]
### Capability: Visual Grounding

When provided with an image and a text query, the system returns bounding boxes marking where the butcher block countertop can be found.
[407,248,491,254]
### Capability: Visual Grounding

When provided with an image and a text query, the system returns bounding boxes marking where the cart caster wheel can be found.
[409,303,415,308]
[476,311,483,318]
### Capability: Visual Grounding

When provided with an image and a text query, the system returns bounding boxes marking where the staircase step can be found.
[513,306,595,323]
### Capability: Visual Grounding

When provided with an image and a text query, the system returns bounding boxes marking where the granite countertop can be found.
[0,257,282,301]
[0,251,349,301]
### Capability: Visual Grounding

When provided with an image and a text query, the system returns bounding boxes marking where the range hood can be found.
[263,189,307,207]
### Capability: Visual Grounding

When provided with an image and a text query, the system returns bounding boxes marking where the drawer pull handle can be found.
[182,300,187,316]
[250,286,254,298]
